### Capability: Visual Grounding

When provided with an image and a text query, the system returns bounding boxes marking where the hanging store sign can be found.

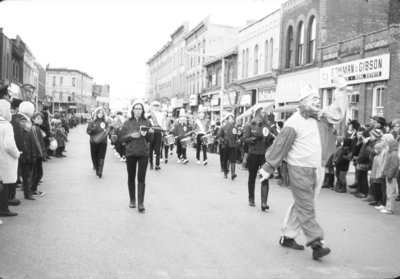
[171,97,184,108]
[319,54,390,88]
[258,88,276,103]
[211,96,220,106]
[189,94,198,106]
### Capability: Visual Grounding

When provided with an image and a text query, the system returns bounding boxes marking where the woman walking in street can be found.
[119,101,153,212]
[86,107,109,178]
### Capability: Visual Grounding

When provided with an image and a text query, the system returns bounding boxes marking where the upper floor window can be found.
[307,16,316,63]
[72,77,76,87]
[372,86,385,116]
[269,39,273,71]
[296,21,305,66]
[254,44,259,75]
[60,77,63,86]
[52,76,56,86]
[286,26,294,68]
[245,48,249,78]
[242,50,246,78]
[264,40,269,72]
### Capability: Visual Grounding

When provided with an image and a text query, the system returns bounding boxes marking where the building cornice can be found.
[47,68,93,79]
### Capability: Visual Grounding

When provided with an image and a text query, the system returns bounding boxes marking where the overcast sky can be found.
[0,0,283,108]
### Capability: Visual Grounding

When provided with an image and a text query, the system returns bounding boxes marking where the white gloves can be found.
[258,168,271,182]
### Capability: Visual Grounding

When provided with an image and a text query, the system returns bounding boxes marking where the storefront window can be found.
[322,88,333,107]
[372,86,385,116]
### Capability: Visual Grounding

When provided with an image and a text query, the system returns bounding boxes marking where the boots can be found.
[261,180,269,211]
[231,163,237,180]
[322,174,334,188]
[138,182,146,213]
[97,159,104,178]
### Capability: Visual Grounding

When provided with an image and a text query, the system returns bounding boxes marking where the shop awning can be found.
[273,104,299,113]
[236,102,274,121]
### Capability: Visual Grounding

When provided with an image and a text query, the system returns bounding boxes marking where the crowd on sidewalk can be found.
[321,116,400,214]
[0,84,81,226]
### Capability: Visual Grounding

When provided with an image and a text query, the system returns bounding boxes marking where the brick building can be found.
[275,0,400,122]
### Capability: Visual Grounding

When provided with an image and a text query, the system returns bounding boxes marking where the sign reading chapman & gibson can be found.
[319,54,390,88]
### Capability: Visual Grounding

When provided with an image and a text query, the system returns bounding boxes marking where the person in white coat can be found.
[0,99,21,217]
[259,75,349,260]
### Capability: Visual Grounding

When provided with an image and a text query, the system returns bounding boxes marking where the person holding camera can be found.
[119,101,153,213]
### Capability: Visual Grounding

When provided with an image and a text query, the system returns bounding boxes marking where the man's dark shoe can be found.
[249,199,255,207]
[8,199,21,206]
[279,236,305,250]
[311,242,331,260]
[149,165,154,170]
[0,211,18,217]
[350,190,360,195]
[155,165,161,170]
[335,189,346,193]
[25,196,35,201]
[321,184,331,189]
[348,184,358,189]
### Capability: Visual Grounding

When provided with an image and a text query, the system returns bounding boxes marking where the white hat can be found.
[298,85,317,101]
[179,108,186,118]
[152,100,160,106]
[198,104,205,113]
[223,113,234,121]
[18,101,35,117]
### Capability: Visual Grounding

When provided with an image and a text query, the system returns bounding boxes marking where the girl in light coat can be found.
[0,100,20,217]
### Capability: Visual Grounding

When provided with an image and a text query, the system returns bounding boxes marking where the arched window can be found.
[254,44,259,75]
[296,21,305,66]
[269,38,273,71]
[372,86,385,116]
[264,40,269,72]
[242,50,246,78]
[286,26,294,68]
[245,48,249,77]
[307,16,317,63]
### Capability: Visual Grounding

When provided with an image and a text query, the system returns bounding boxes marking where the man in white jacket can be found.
[259,76,349,260]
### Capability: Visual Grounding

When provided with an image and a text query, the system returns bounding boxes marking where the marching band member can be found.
[119,100,153,212]
[160,107,173,164]
[192,105,210,165]
[242,106,275,210]
[218,113,239,180]
[148,100,164,170]
[86,107,109,178]
[171,109,189,164]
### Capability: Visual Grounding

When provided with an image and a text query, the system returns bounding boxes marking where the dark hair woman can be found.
[119,101,153,212]
[86,107,109,178]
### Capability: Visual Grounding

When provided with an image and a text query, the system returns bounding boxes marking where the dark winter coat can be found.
[218,122,239,148]
[242,120,274,155]
[119,117,152,157]
[86,118,109,144]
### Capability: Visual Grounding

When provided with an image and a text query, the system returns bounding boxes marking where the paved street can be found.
[1,125,400,279]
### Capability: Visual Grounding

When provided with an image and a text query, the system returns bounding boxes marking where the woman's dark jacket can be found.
[119,117,152,157]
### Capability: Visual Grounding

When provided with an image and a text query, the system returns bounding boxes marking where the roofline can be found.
[203,46,238,66]
[239,8,280,33]
[46,68,93,79]
[146,41,172,65]
[170,23,188,39]
[184,20,206,40]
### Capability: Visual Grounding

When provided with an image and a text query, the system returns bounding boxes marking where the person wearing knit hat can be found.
[192,104,211,166]
[0,99,20,217]
[171,108,190,164]
[380,138,400,214]
[10,101,36,200]
[86,107,109,178]
[119,100,154,212]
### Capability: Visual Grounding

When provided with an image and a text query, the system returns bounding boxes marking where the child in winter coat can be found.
[370,142,387,207]
[380,139,399,214]
[333,138,352,192]
[54,120,67,157]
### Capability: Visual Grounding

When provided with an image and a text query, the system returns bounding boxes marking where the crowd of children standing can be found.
[322,116,400,214]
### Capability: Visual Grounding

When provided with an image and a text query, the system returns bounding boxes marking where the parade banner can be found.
[319,54,390,88]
